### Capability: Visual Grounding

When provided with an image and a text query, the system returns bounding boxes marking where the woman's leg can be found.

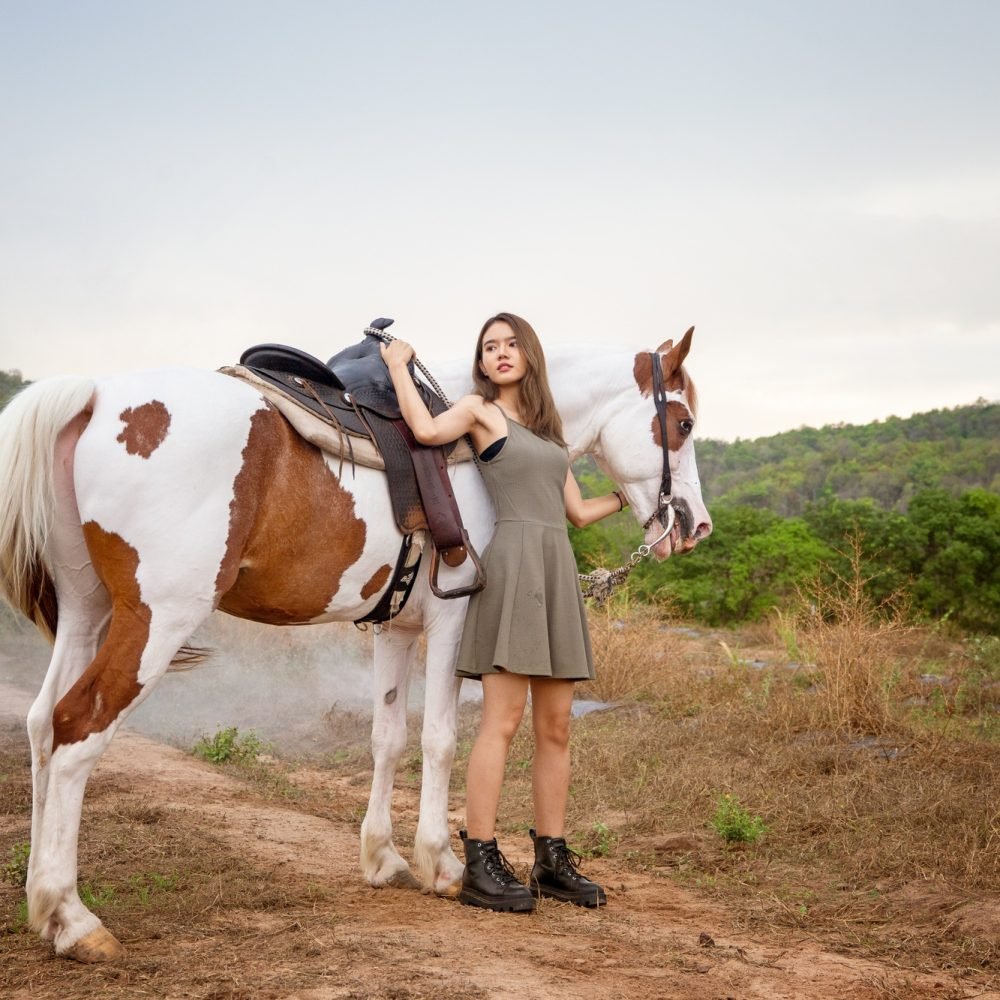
[529,677,575,837]
[464,671,530,840]
[527,677,606,907]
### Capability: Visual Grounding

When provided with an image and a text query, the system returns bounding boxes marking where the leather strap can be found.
[392,419,467,565]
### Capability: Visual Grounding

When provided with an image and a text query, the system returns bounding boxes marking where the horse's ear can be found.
[655,338,674,354]
[662,327,694,376]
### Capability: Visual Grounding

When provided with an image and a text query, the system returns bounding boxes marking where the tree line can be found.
[571,400,1000,635]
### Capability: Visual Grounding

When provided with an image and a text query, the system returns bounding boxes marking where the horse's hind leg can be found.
[360,618,421,888]
[27,527,211,961]
[26,417,111,935]
[26,590,109,943]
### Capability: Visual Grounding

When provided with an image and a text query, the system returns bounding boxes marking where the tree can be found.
[0,369,29,409]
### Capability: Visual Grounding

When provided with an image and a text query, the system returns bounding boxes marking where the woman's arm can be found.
[381,340,481,445]
[564,469,628,529]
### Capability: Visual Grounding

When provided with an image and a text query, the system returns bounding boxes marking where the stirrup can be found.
[429,530,486,599]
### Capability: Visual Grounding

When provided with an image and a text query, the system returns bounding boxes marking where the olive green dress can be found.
[455,410,595,681]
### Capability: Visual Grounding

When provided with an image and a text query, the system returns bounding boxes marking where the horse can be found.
[0,327,711,962]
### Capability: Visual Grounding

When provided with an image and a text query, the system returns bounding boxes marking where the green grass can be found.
[709,793,767,844]
[2,842,30,887]
[192,726,269,764]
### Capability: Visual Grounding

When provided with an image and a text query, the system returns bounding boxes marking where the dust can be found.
[0,610,480,756]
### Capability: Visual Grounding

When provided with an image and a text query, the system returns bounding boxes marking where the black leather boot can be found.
[529,829,607,907]
[458,830,536,913]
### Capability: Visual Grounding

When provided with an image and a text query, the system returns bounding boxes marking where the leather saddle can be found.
[238,319,485,620]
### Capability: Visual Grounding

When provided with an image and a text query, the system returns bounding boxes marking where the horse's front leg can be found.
[413,603,465,895]
[360,618,421,888]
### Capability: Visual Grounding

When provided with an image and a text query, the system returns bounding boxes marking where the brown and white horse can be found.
[0,329,711,961]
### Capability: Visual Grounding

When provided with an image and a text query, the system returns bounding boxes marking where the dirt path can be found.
[0,680,992,1000]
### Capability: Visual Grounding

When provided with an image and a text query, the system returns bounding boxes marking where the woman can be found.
[381,312,626,913]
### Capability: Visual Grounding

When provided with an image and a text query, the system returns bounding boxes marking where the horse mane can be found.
[683,369,699,418]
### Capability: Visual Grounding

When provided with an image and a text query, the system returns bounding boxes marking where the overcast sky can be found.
[1,1,997,440]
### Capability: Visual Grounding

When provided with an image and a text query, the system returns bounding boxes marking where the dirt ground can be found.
[1,678,995,1000]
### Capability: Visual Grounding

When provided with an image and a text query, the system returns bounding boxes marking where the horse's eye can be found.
[680,419,694,435]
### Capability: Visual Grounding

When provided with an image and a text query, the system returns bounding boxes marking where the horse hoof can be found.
[385,869,423,890]
[439,880,462,899]
[66,927,125,963]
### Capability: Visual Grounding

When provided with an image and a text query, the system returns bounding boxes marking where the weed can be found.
[129,872,179,904]
[2,841,30,887]
[710,794,767,844]
[773,608,802,662]
[192,726,269,764]
[79,882,116,909]
[781,539,913,735]
[577,822,617,858]
[10,899,29,933]
[965,635,1000,677]
[580,595,679,702]
[718,639,745,668]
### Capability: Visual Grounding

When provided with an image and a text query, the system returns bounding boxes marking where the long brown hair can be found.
[471,312,566,446]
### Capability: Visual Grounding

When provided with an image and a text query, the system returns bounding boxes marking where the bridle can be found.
[642,350,684,550]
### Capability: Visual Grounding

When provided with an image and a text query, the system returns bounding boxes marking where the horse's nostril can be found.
[695,522,713,539]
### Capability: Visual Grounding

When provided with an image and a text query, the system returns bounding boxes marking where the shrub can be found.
[710,794,767,844]
[192,726,268,764]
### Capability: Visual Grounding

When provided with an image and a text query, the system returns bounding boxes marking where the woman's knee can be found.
[478,710,524,746]
[534,714,570,751]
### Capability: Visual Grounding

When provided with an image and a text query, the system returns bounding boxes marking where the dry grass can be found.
[576,595,684,703]
[480,572,1000,982]
[773,550,917,737]
[4,573,997,990]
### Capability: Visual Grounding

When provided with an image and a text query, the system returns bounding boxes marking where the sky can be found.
[1,0,997,441]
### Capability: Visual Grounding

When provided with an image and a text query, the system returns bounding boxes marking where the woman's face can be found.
[479,321,526,387]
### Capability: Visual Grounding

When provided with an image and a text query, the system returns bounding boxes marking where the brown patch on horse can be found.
[633,327,695,398]
[361,564,392,601]
[634,328,697,448]
[215,405,367,624]
[116,400,171,458]
[52,523,148,750]
[649,400,696,451]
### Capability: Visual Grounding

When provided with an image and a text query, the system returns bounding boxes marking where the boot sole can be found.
[532,882,606,908]
[458,887,536,913]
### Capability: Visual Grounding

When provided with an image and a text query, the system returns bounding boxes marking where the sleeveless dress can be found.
[455,410,595,681]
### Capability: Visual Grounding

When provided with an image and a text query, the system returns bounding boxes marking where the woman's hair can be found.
[472,312,566,446]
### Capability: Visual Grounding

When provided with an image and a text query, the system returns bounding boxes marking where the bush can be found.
[192,726,268,765]
[709,794,767,844]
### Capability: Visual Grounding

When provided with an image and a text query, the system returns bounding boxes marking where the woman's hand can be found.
[380,339,415,369]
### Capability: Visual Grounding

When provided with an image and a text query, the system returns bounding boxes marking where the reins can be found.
[367,325,676,606]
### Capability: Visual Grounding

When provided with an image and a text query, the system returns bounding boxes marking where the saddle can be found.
[230,319,485,623]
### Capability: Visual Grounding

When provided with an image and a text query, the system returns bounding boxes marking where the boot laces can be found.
[482,842,520,885]
[552,842,586,880]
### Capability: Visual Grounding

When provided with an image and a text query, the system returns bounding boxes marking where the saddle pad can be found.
[219,365,474,469]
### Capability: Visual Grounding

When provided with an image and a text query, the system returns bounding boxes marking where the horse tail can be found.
[0,376,97,640]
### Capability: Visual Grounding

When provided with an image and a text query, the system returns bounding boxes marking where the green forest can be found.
[2,370,998,634]
[572,398,1000,635]
[0,370,28,408]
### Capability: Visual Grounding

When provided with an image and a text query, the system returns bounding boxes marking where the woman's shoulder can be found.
[456,394,498,418]
[455,394,506,435]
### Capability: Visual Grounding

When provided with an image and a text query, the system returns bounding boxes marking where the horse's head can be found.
[597,327,712,559]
